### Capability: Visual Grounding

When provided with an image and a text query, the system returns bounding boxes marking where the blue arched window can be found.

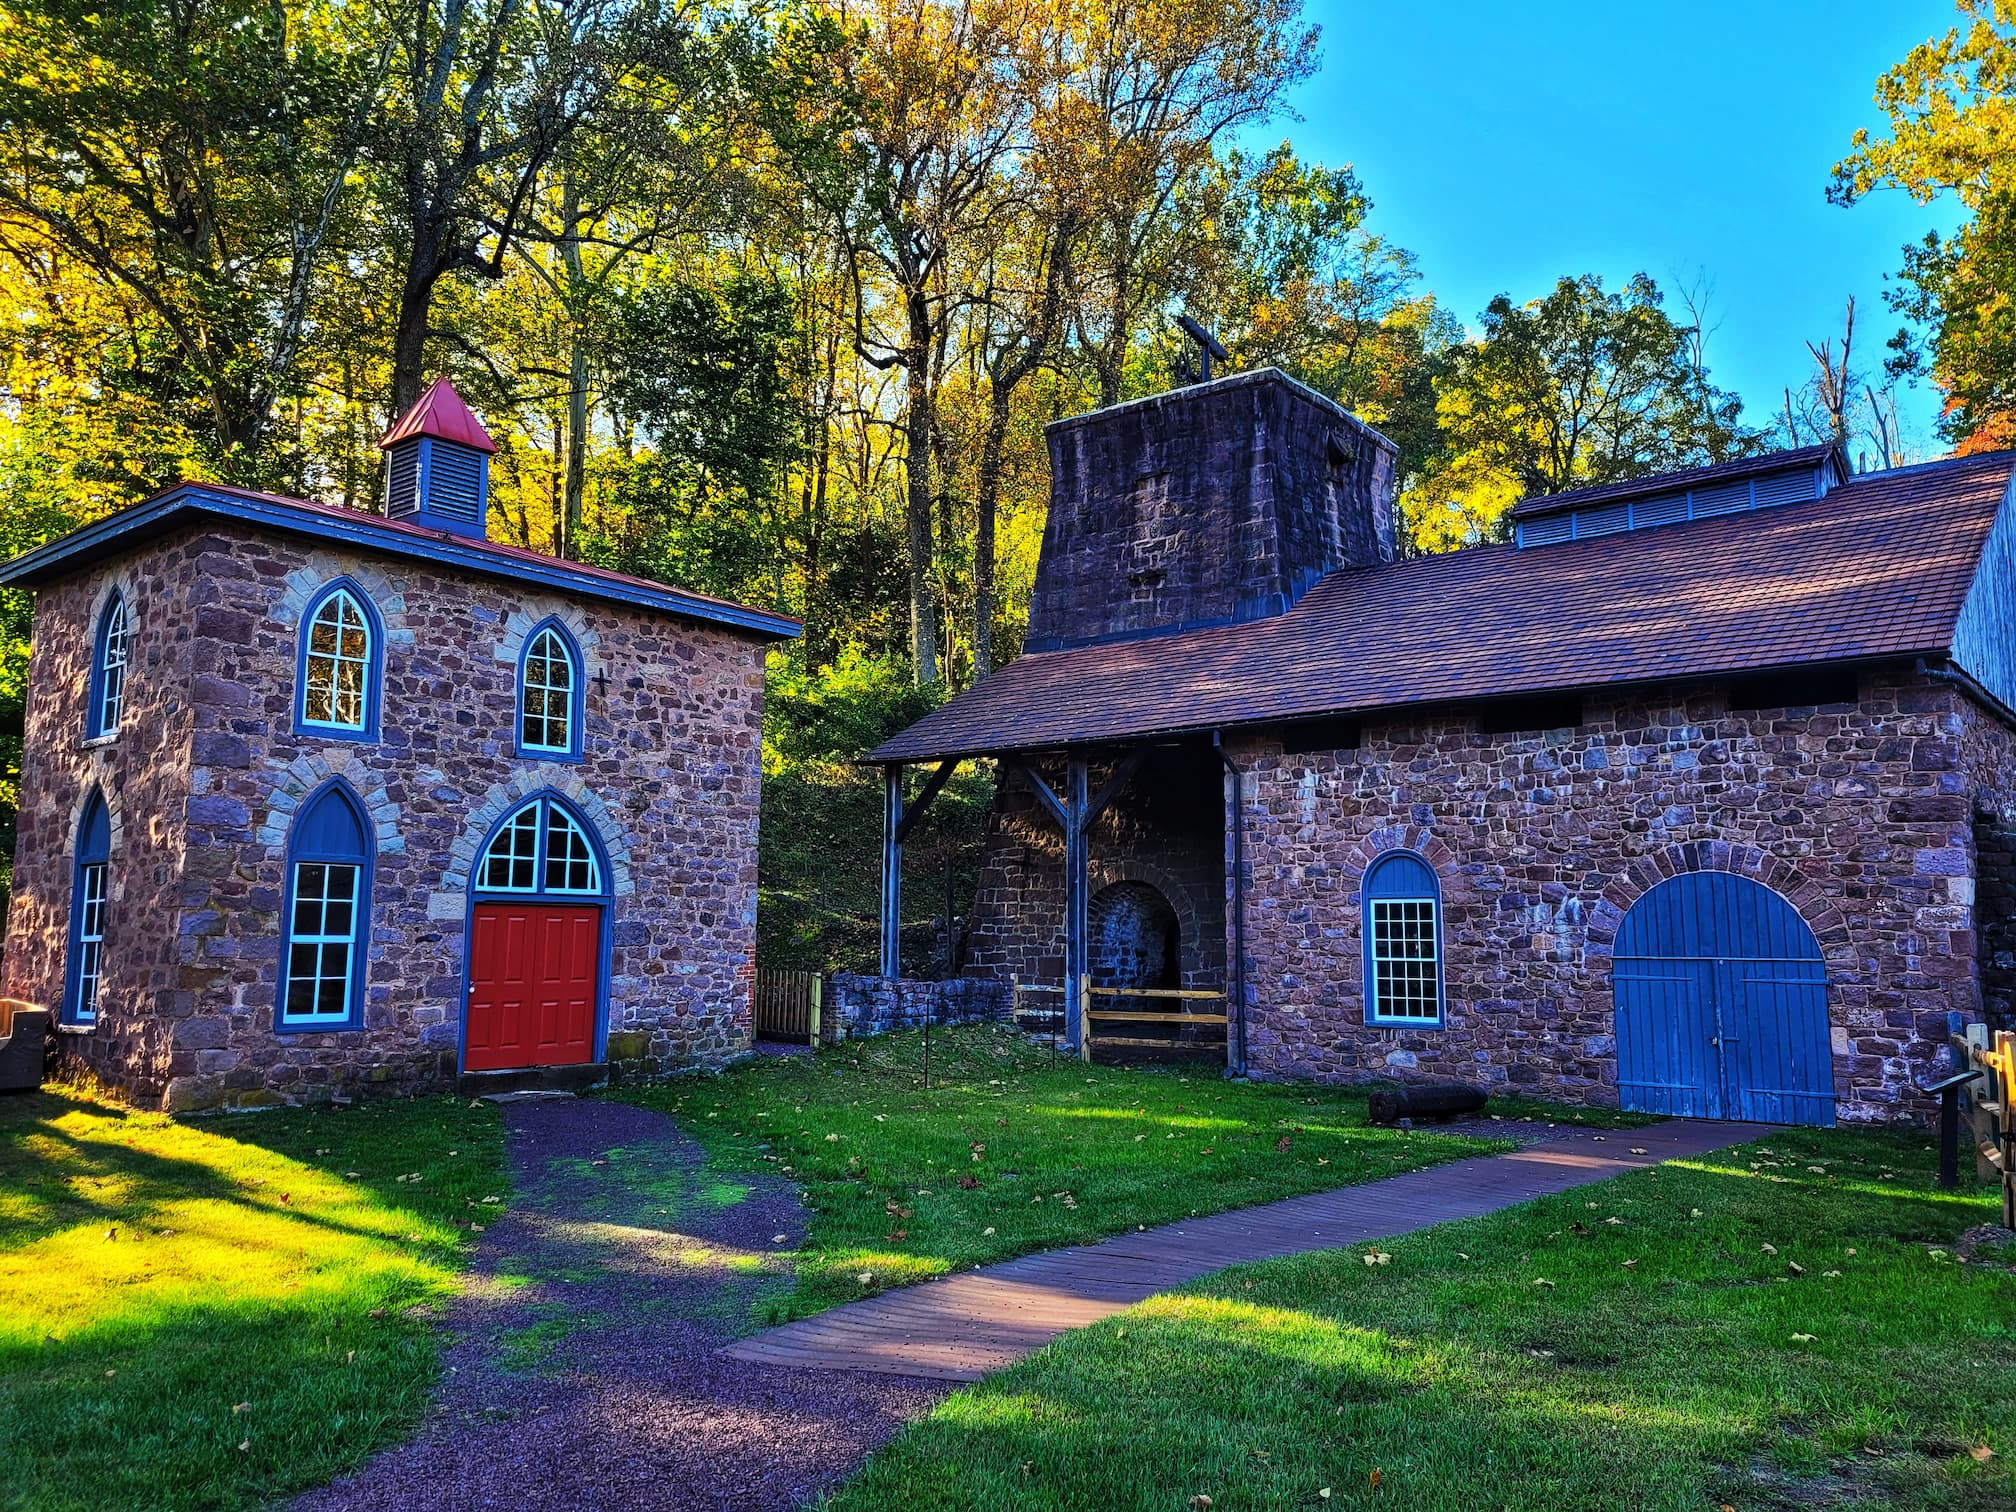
[517,621,583,760]
[1363,851,1443,1026]
[296,582,382,741]
[88,592,129,738]
[65,789,112,1025]
[278,782,373,1031]
[475,796,606,896]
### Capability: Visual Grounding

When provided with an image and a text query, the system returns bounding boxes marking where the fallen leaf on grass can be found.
[237,1440,249,1453]
[1369,1468,1383,1490]
[232,1402,250,1415]
[983,1227,995,1236]
[1790,1332,1816,1343]
[1188,1497,1212,1510]
[771,1234,787,1244]
[1622,1259,1638,1270]
[1761,1243,1778,1256]
[1970,1445,1996,1462]
[1276,1136,1292,1152]
[1532,1278,1555,1288]
[1629,1147,1648,1155]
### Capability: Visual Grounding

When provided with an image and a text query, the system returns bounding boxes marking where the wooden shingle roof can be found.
[870,450,2016,763]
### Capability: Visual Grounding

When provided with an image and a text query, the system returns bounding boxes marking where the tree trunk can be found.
[390,241,441,417]
[903,293,940,686]
[973,389,1010,679]
[559,171,589,560]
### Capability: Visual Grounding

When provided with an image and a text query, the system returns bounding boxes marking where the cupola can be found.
[378,377,495,538]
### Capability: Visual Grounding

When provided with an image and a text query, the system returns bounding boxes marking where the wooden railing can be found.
[754,968,823,1045]
[1954,1023,2016,1226]
[1011,980,1228,1061]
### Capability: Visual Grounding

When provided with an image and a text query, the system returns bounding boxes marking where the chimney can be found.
[378,377,496,539]
[1025,369,1398,653]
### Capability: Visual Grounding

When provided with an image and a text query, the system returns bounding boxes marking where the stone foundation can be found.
[826,974,1013,1038]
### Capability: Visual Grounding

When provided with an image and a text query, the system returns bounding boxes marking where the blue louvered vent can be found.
[385,443,421,519]
[1514,460,1833,548]
[426,441,486,524]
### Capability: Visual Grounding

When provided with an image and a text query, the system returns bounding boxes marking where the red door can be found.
[466,904,601,1071]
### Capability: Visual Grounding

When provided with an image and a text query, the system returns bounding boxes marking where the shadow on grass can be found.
[0,1088,505,1512]
[825,1131,2016,1512]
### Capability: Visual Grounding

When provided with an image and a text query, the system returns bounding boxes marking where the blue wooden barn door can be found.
[1613,873,1834,1126]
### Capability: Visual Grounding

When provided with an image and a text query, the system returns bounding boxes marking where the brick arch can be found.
[1585,842,1853,977]
[255,751,398,858]
[69,776,126,856]
[492,601,603,682]
[1338,824,1468,907]
[438,770,635,903]
[273,554,414,652]
[1089,856,1205,951]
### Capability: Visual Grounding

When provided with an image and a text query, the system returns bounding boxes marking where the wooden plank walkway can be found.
[721,1118,1769,1382]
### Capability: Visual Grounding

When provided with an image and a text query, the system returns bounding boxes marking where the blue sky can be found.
[1284,1,1964,456]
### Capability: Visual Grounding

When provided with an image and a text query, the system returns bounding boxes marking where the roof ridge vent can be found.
[1513,446,1845,548]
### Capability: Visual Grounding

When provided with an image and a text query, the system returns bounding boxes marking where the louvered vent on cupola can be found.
[377,377,496,539]
[1512,445,1847,548]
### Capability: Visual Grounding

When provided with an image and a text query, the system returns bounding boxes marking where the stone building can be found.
[0,379,796,1109]
[872,367,2016,1126]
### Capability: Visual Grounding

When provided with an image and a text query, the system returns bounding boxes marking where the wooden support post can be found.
[808,974,822,1048]
[1079,976,1092,1063]
[880,765,903,979]
[1064,756,1089,1054]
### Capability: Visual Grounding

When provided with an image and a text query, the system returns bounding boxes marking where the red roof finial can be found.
[379,377,497,454]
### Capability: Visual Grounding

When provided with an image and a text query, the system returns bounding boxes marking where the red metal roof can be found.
[379,377,498,454]
[869,450,2016,763]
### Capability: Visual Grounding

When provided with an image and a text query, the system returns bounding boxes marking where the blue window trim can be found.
[86,591,127,740]
[514,617,586,763]
[276,779,374,1033]
[293,578,384,743]
[63,788,112,1027]
[461,791,614,1071]
[1361,850,1446,1028]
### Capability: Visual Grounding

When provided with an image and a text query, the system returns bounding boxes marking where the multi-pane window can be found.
[544,806,601,892]
[1363,853,1443,1025]
[69,790,112,1026]
[279,783,371,1030]
[479,802,542,890]
[284,862,361,1022]
[74,863,107,1024]
[520,626,576,753]
[477,798,603,896]
[93,596,129,737]
[302,589,372,729]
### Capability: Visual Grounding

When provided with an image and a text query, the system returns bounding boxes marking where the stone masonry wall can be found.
[1026,370,1397,651]
[825,974,1013,1038]
[4,521,771,1109]
[1231,669,1995,1126]
[5,556,193,1096]
[963,744,1228,993]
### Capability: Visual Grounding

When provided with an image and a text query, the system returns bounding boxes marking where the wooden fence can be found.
[754,968,823,1045]
[1954,1023,2016,1226]
[1011,980,1228,1061]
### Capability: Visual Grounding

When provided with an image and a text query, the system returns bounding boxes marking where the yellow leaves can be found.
[1970,1444,1997,1462]
[1360,1249,1390,1267]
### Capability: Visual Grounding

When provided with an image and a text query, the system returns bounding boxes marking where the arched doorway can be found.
[1614,872,1834,1125]
[464,794,611,1072]
[1088,881,1181,992]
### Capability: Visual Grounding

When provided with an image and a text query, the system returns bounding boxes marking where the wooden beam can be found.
[893,758,960,845]
[1008,762,1071,830]
[880,765,903,978]
[1063,758,1089,1052]
[1083,749,1148,832]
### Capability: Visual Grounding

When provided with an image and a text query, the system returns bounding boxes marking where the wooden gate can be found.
[755,969,823,1045]
[1614,872,1834,1125]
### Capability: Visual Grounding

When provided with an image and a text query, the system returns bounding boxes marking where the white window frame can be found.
[95,598,129,736]
[302,590,373,731]
[74,861,107,1024]
[1366,895,1443,1025]
[281,860,362,1025]
[476,799,603,896]
[519,627,576,754]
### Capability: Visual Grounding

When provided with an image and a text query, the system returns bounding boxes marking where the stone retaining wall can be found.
[826,974,1013,1039]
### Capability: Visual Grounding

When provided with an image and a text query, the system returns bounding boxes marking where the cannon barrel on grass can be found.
[1367,1083,1488,1126]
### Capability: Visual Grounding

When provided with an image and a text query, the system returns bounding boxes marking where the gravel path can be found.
[296,1098,948,1512]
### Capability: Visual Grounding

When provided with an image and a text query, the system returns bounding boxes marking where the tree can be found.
[1831,0,2016,450]
[0,0,386,481]
[1403,274,1758,551]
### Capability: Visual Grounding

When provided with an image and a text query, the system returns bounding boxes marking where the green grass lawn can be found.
[0,1089,506,1512]
[828,1125,2016,1511]
[615,1025,1512,1321]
